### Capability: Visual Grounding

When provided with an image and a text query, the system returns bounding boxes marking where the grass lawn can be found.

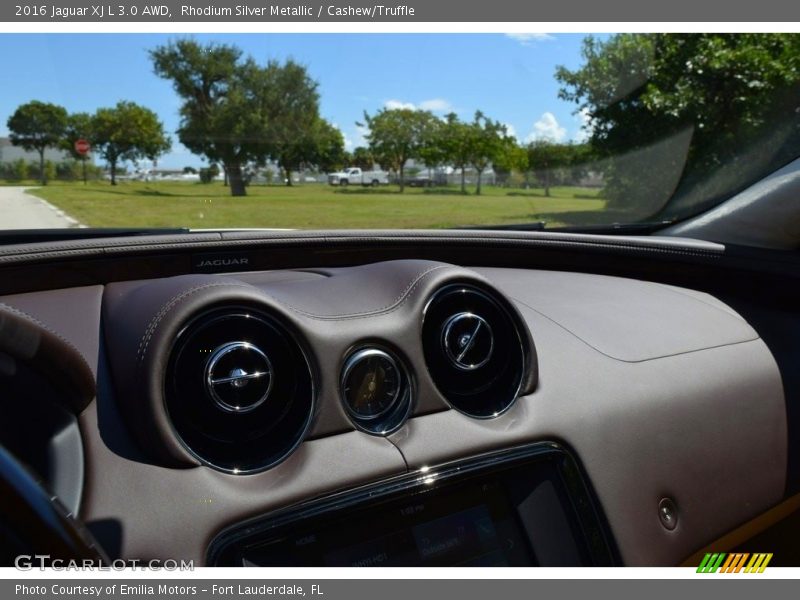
[26,181,610,229]
[1,179,77,187]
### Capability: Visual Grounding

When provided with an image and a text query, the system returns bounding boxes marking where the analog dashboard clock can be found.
[340,347,411,434]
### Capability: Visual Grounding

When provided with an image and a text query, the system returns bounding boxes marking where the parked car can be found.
[407,174,434,187]
[328,167,389,186]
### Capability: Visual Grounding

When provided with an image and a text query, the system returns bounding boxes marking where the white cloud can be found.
[384,99,416,110]
[526,112,567,143]
[332,123,353,150]
[384,98,453,113]
[332,122,369,150]
[419,98,453,112]
[502,123,518,140]
[505,33,555,45]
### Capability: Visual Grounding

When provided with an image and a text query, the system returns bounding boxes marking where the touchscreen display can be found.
[242,479,535,567]
[214,447,614,568]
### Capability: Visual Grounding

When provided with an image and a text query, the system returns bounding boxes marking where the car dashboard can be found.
[0,229,795,567]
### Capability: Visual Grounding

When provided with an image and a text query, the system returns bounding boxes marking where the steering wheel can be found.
[0,303,107,565]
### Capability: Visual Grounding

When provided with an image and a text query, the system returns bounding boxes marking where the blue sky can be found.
[0,33,602,169]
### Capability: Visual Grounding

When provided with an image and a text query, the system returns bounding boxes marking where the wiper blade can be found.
[0,227,190,245]
[547,220,676,235]
[457,222,546,231]
[454,219,676,235]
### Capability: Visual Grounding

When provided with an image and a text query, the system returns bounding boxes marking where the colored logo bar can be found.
[697,553,773,573]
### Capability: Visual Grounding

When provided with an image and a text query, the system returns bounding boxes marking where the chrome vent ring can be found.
[422,283,527,419]
[205,342,274,413]
[165,307,314,474]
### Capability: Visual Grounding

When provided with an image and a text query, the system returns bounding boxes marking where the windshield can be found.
[1,33,798,232]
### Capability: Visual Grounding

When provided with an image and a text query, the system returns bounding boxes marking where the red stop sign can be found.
[74,139,91,156]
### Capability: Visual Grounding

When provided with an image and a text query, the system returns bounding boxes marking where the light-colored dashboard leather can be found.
[0,262,787,567]
[470,269,758,362]
[390,268,787,566]
[0,286,101,411]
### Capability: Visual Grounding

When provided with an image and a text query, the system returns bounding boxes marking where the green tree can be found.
[465,111,507,195]
[7,101,68,185]
[526,141,574,196]
[557,34,800,213]
[152,40,258,196]
[350,146,375,170]
[313,120,347,174]
[258,59,331,185]
[361,108,437,192]
[152,40,323,196]
[565,143,595,184]
[62,112,93,184]
[199,163,220,184]
[439,113,472,193]
[274,117,345,184]
[11,158,28,181]
[417,116,447,183]
[91,101,171,185]
[493,137,528,187]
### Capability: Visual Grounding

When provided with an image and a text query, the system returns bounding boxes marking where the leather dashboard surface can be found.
[0,258,787,566]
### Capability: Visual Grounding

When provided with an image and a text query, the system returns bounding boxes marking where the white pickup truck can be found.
[327,167,389,187]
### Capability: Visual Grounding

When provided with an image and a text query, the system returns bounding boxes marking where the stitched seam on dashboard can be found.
[136,265,450,365]
[509,295,760,364]
[0,302,95,376]
[135,282,253,366]
[274,264,453,320]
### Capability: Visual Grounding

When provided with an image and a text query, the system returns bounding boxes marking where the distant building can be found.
[0,137,72,164]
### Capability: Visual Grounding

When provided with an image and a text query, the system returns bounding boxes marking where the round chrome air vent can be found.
[422,283,527,418]
[165,307,314,474]
[204,342,274,414]
[442,312,494,371]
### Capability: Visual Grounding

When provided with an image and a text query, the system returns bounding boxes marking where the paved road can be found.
[0,186,81,229]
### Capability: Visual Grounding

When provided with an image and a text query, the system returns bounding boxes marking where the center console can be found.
[209,444,616,567]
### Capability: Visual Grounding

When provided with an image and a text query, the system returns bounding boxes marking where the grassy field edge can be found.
[25,181,610,230]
